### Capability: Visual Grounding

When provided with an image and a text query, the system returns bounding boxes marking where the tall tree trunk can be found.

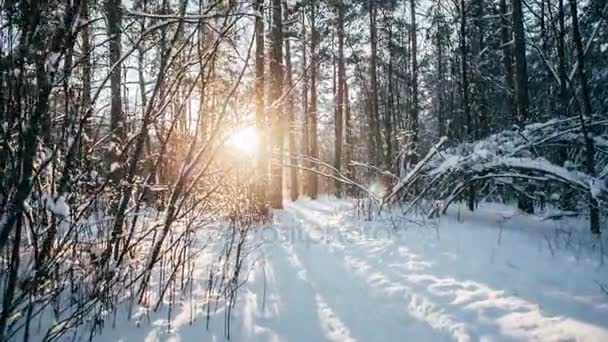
[334,0,345,196]
[512,0,534,214]
[409,0,419,166]
[308,1,319,198]
[269,0,284,209]
[284,0,298,202]
[512,0,529,124]
[500,0,516,125]
[105,0,125,255]
[569,0,600,235]
[557,0,569,117]
[78,0,92,185]
[0,217,21,340]
[435,5,446,138]
[383,11,393,169]
[344,81,353,185]
[460,0,475,211]
[301,10,310,196]
[255,0,268,213]
[474,0,486,138]
[81,0,92,141]
[460,0,469,142]
[368,0,381,165]
[106,0,124,179]
[555,0,574,211]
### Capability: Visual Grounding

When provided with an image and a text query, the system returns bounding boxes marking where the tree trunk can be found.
[555,0,575,211]
[368,0,381,165]
[434,5,446,138]
[410,0,419,166]
[284,0,299,202]
[569,0,600,235]
[255,0,268,213]
[500,0,516,126]
[460,0,469,138]
[106,0,124,181]
[384,11,393,169]
[334,0,345,196]
[81,0,92,141]
[512,0,534,214]
[460,0,475,211]
[301,10,310,196]
[308,1,319,198]
[269,0,284,209]
[557,0,569,117]
[473,0,486,138]
[512,0,529,125]
[344,80,353,185]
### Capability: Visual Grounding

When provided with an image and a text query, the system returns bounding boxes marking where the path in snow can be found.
[232,199,608,342]
[94,198,608,342]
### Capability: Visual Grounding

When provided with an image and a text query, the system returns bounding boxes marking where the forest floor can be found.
[97,198,608,342]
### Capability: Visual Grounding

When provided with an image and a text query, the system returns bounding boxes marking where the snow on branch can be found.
[390,116,608,216]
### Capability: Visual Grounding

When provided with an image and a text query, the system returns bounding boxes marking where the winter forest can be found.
[1,0,608,340]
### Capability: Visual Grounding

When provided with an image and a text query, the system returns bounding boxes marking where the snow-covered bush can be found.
[386,116,608,233]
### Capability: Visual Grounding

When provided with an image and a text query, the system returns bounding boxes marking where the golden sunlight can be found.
[227,126,258,155]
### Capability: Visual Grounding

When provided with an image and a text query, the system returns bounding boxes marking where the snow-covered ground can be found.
[96,198,608,342]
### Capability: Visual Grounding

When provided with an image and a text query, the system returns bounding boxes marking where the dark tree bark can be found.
[0,2,82,336]
[512,0,529,125]
[473,0,486,138]
[569,0,600,235]
[557,0,569,117]
[512,0,534,214]
[460,0,470,143]
[433,4,447,138]
[383,11,393,169]
[81,0,92,138]
[554,0,576,211]
[368,0,381,165]
[409,0,419,166]
[500,0,516,124]
[459,0,475,211]
[106,0,124,180]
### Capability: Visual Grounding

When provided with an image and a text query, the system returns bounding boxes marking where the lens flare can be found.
[227,127,258,155]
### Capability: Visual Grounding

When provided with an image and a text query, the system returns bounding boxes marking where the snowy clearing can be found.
[86,198,607,342]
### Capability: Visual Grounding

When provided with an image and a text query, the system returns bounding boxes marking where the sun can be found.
[227,126,258,155]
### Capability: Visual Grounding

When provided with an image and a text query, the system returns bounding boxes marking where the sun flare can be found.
[227,127,258,155]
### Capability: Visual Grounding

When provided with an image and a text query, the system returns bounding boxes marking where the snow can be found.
[38,199,608,341]
[46,52,61,73]
[110,162,121,172]
[368,181,387,199]
[590,179,605,202]
[45,195,70,217]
